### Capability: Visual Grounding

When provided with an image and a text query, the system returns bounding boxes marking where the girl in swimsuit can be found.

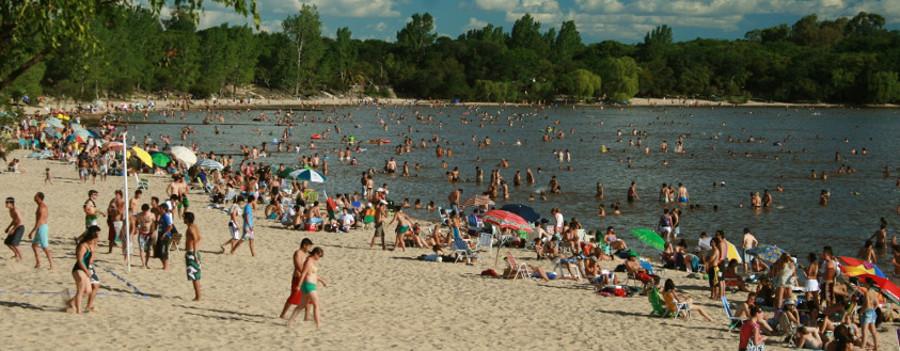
[68,227,100,314]
[298,247,327,329]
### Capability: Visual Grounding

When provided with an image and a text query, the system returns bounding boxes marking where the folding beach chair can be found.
[451,228,477,263]
[721,296,744,332]
[553,257,583,280]
[505,255,530,280]
[476,232,493,252]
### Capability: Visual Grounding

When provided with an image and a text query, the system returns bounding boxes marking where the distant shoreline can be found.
[20,96,899,116]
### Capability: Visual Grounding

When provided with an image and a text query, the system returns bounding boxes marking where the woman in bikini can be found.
[297,247,327,329]
[68,227,100,314]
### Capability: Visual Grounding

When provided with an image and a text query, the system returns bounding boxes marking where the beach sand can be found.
[0,151,895,350]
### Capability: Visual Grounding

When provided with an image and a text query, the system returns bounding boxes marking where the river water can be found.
[128,106,900,256]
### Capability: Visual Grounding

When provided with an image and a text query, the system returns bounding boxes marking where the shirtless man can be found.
[136,204,155,268]
[869,223,888,257]
[860,278,880,350]
[369,201,388,250]
[525,168,535,185]
[282,238,313,321]
[4,197,24,261]
[448,188,462,214]
[167,175,190,219]
[27,192,53,269]
[820,246,837,305]
[183,212,202,301]
[741,228,758,273]
[221,196,244,253]
[110,190,125,257]
[676,183,689,204]
[390,209,413,252]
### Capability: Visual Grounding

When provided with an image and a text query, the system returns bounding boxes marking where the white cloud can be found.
[576,0,624,13]
[286,0,401,18]
[373,22,387,32]
[466,17,489,30]
[474,0,519,11]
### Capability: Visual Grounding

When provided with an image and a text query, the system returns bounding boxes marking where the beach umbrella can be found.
[194,158,224,171]
[482,210,532,233]
[150,151,171,167]
[857,274,900,304]
[46,117,64,129]
[725,242,743,264]
[288,168,326,183]
[838,256,887,279]
[43,127,61,138]
[461,195,494,208]
[499,204,540,223]
[746,244,785,265]
[73,128,92,141]
[129,146,153,167]
[170,146,197,167]
[629,227,665,251]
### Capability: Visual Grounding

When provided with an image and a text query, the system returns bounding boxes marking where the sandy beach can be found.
[0,151,896,350]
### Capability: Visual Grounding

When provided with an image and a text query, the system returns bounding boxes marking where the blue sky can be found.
[193,0,900,43]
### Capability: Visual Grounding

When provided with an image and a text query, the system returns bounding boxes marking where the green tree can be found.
[553,20,582,63]
[334,27,357,88]
[560,69,601,100]
[282,4,324,95]
[0,0,258,95]
[867,71,899,103]
[598,57,640,101]
[396,13,437,60]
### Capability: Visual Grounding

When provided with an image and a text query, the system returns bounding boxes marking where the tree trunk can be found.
[294,37,304,96]
[0,50,47,92]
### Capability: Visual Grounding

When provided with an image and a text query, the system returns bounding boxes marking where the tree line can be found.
[2,3,899,105]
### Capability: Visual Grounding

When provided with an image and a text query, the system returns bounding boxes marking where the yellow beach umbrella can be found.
[129,146,153,167]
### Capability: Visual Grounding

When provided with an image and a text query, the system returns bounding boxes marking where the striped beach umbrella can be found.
[194,158,224,171]
[288,168,326,183]
[482,210,532,233]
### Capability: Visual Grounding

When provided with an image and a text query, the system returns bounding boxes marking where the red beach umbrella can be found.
[482,210,532,233]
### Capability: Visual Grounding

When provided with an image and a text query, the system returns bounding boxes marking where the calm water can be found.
[128,106,900,256]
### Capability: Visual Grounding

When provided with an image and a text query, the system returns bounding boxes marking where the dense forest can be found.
[2,3,899,105]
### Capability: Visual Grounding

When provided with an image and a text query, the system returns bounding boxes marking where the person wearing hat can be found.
[4,197,24,261]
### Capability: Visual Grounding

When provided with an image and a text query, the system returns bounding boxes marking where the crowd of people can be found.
[2,105,898,348]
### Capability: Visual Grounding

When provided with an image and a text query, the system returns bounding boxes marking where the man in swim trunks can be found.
[370,201,388,250]
[820,246,837,306]
[27,192,53,269]
[230,195,256,256]
[155,203,175,270]
[4,197,24,261]
[281,238,313,320]
[184,212,202,301]
[390,209,412,252]
[221,195,244,254]
[741,228,758,273]
[860,278,880,350]
[136,204,154,269]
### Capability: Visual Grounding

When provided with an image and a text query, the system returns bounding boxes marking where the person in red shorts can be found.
[280,238,313,320]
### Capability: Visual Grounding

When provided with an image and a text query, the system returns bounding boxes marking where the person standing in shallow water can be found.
[627,181,639,202]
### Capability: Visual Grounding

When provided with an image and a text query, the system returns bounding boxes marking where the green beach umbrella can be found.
[150,152,171,167]
[629,227,665,251]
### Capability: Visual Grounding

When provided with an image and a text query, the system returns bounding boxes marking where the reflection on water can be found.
[130,106,900,255]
